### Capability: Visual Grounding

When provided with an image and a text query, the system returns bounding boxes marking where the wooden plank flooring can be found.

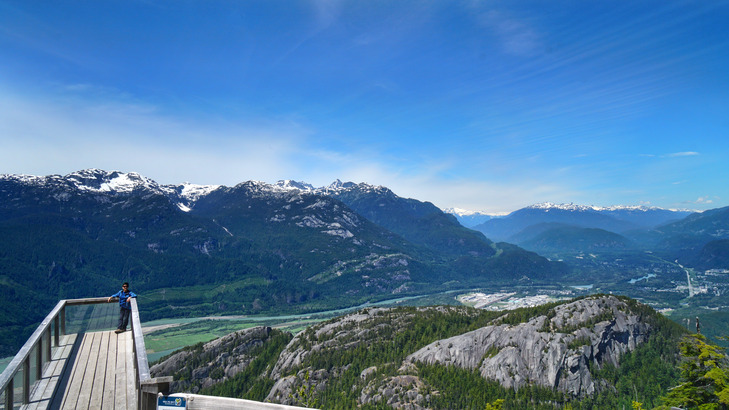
[22,330,137,410]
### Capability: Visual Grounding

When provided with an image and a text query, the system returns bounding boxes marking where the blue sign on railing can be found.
[158,395,186,409]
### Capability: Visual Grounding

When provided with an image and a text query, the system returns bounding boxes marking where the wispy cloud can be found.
[0,88,308,185]
[665,151,700,158]
[695,196,713,204]
[0,85,585,214]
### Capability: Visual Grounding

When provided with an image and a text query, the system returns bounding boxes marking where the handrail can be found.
[130,298,151,383]
[0,299,65,406]
[130,298,172,409]
[65,297,112,305]
[100,296,172,409]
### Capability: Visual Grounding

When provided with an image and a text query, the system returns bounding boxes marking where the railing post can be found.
[54,315,60,346]
[23,356,30,404]
[140,378,172,410]
[45,327,52,366]
[5,378,13,409]
[36,341,43,381]
[60,306,66,335]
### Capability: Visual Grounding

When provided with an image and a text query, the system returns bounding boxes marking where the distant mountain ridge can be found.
[527,202,694,213]
[468,201,729,272]
[442,208,497,228]
[472,202,693,243]
[517,225,633,254]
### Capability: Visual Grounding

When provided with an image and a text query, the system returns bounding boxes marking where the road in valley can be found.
[677,262,694,297]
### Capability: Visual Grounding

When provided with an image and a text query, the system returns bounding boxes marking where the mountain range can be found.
[462,202,729,265]
[2,169,728,358]
[0,169,563,356]
[469,202,693,243]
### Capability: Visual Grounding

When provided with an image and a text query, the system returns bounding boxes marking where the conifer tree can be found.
[656,334,729,409]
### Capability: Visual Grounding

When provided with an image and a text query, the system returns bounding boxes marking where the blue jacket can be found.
[111,290,137,310]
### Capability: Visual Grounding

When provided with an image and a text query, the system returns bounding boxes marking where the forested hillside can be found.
[151,295,687,409]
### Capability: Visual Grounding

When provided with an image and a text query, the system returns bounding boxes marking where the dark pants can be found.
[117,308,131,330]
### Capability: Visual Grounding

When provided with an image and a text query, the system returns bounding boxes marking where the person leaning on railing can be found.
[108,282,137,334]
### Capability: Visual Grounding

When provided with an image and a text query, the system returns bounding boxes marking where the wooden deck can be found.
[22,330,136,410]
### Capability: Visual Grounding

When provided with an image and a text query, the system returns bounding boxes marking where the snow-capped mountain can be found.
[274,178,384,196]
[0,169,222,211]
[271,178,499,256]
[527,202,694,214]
[525,203,694,230]
[442,208,499,228]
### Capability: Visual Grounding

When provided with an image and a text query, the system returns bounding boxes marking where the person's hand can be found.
[108,297,112,303]
[126,297,131,303]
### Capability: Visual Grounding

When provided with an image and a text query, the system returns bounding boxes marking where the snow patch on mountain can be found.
[323,228,354,238]
[176,183,221,202]
[324,179,357,191]
[0,173,56,186]
[97,173,141,193]
[274,180,315,191]
[177,203,192,212]
[443,207,505,217]
[529,202,599,212]
[67,169,160,193]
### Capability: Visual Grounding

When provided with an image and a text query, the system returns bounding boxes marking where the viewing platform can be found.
[0,298,307,409]
[0,297,169,409]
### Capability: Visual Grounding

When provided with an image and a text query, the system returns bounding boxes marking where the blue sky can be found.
[1,0,727,213]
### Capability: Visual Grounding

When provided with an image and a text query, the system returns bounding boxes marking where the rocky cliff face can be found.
[266,307,412,404]
[406,295,649,397]
[150,326,278,393]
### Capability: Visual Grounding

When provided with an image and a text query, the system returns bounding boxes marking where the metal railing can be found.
[0,297,170,410]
